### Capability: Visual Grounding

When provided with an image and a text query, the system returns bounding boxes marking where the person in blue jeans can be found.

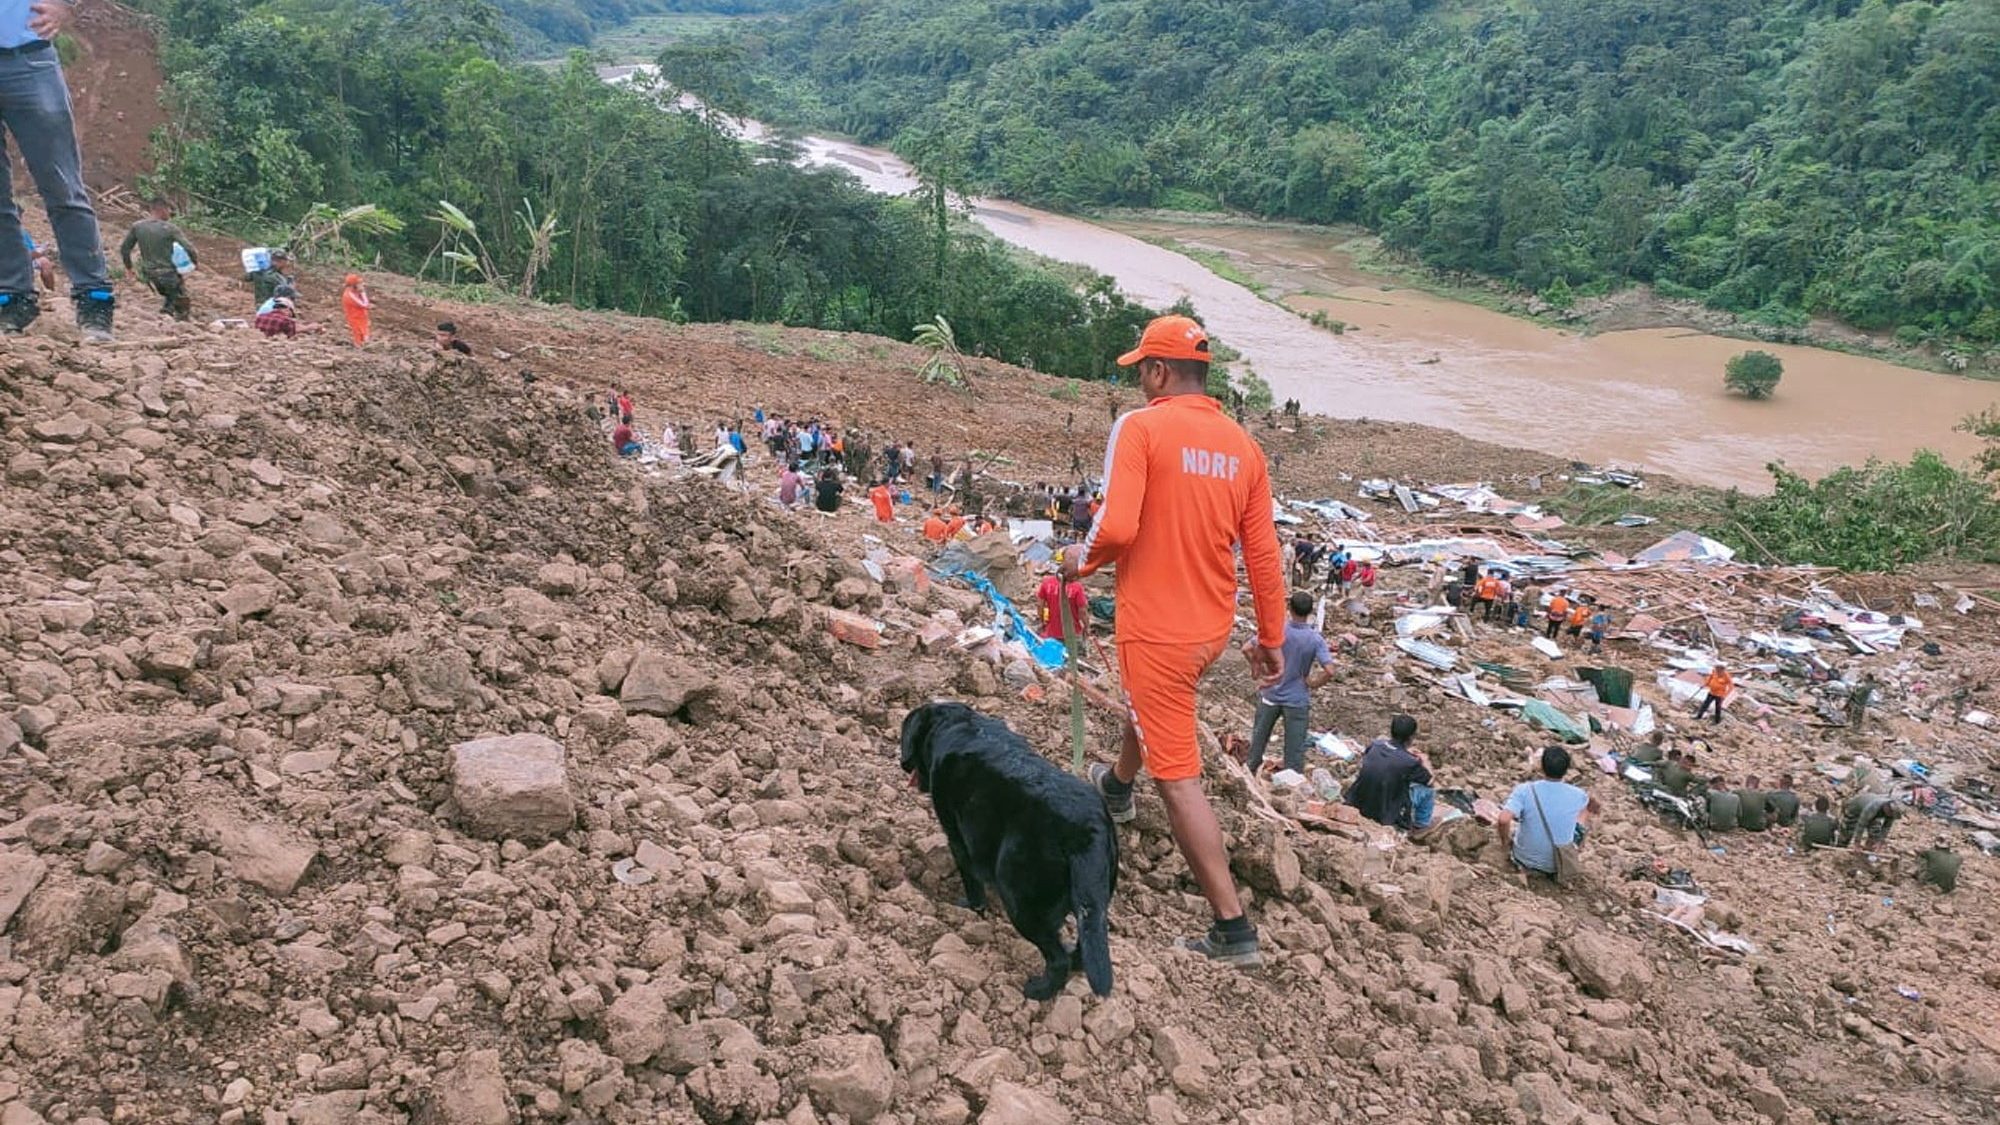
[1244,590,1333,775]
[1496,745,1600,878]
[1345,713,1435,830]
[0,0,115,340]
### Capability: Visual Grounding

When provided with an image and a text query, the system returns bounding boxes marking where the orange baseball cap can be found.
[344,273,362,286]
[1117,314,1212,366]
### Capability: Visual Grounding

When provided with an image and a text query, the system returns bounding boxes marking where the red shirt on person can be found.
[1037,574,1089,641]
[255,308,298,338]
[868,484,894,522]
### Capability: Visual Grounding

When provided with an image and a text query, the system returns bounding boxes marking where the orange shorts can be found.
[1116,637,1227,782]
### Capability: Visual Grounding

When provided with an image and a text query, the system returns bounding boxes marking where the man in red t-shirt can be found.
[868,480,895,522]
[1036,571,1089,641]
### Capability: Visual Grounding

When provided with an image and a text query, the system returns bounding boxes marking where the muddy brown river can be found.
[607,67,1999,491]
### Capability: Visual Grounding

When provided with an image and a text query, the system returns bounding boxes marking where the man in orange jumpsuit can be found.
[341,273,371,346]
[1062,314,1287,967]
[1696,663,1733,724]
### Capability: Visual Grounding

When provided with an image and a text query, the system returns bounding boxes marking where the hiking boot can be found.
[75,289,115,343]
[1088,763,1135,825]
[0,291,39,335]
[1176,921,1263,968]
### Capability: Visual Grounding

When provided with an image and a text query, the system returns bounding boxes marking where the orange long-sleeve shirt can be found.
[1079,393,1287,648]
[1705,669,1733,699]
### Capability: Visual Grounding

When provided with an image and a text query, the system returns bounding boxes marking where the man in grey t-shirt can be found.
[1244,590,1333,774]
[1497,745,1598,877]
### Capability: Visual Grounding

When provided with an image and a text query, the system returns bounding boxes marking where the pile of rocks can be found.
[2,309,1993,1125]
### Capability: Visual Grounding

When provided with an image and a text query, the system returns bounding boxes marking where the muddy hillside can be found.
[1,257,1998,1125]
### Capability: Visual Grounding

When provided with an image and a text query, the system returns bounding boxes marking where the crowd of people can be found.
[1285,538,1379,596]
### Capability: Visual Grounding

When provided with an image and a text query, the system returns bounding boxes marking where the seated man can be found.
[611,418,640,457]
[1918,836,1961,893]
[434,321,474,355]
[812,468,844,514]
[1735,776,1770,833]
[1496,745,1598,879]
[1796,796,1838,849]
[1704,778,1740,834]
[253,296,320,338]
[921,509,949,543]
[1766,773,1801,827]
[1656,748,1688,792]
[1345,714,1432,830]
[1629,731,1667,765]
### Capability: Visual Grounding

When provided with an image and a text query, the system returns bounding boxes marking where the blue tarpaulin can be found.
[929,563,1068,669]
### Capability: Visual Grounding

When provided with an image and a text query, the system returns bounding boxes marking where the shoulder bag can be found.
[1528,782,1584,886]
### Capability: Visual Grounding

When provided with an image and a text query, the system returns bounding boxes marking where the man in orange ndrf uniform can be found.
[1062,314,1287,967]
[1696,662,1733,724]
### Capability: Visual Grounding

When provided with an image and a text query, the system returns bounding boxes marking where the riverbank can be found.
[1098,208,1990,381]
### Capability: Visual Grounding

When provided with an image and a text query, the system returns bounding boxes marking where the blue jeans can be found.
[1408,784,1436,829]
[1247,701,1309,774]
[0,48,108,299]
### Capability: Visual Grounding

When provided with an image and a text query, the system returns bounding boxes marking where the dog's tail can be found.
[1069,833,1116,997]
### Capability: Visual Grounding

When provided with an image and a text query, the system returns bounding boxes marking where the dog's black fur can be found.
[899,701,1118,998]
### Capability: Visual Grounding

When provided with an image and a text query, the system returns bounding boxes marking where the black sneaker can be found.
[74,288,115,343]
[1177,922,1263,968]
[1088,763,1135,825]
[0,291,39,335]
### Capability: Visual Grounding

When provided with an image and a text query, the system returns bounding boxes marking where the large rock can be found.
[979,1081,1072,1125]
[418,1048,514,1125]
[804,1033,895,1122]
[407,649,485,713]
[137,632,199,681]
[0,850,49,929]
[619,649,714,718]
[1559,929,1654,1001]
[203,811,318,896]
[1512,1073,1584,1125]
[450,734,574,841]
[605,980,676,1064]
[29,412,89,442]
[14,875,127,967]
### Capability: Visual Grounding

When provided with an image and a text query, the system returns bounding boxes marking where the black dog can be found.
[899,701,1117,998]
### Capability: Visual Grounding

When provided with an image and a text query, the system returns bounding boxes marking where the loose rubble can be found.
[0,261,1995,1125]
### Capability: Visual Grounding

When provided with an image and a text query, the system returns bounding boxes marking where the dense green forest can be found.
[692,0,2000,349]
[497,0,808,53]
[132,0,1154,381]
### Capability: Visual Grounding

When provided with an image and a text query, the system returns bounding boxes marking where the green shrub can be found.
[1714,452,2000,569]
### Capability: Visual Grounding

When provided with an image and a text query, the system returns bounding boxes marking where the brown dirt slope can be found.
[66,2,168,193]
[0,256,1997,1125]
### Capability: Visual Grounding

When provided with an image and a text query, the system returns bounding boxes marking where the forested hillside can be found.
[497,0,808,52]
[698,0,2000,347]
[132,0,1152,380]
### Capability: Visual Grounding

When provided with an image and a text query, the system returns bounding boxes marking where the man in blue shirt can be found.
[1497,745,1599,878]
[0,0,116,340]
[1244,590,1333,774]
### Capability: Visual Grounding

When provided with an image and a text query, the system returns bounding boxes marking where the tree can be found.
[1724,351,1783,399]
[1958,408,2000,479]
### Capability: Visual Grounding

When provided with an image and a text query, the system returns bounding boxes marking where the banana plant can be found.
[516,200,564,300]
[288,203,404,263]
[421,200,502,288]
[913,314,968,388]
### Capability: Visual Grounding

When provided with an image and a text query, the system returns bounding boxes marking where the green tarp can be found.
[1519,700,1589,744]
